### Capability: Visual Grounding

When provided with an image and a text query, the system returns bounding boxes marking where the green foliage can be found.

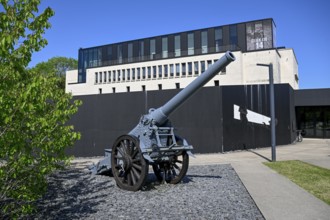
[31,56,78,76]
[0,0,54,69]
[0,0,81,217]
[31,56,78,89]
[264,160,330,205]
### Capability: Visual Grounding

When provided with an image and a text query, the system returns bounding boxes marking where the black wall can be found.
[295,88,330,106]
[68,87,224,157]
[222,84,294,151]
[67,84,295,157]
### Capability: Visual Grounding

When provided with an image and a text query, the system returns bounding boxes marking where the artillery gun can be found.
[91,51,236,191]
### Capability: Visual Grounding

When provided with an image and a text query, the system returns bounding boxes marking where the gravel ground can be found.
[32,162,264,220]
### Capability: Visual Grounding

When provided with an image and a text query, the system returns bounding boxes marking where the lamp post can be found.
[257,63,276,162]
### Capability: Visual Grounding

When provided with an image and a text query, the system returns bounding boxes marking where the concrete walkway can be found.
[190,139,330,220]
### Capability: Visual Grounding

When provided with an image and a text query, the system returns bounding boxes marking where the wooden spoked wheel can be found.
[152,151,189,184]
[111,135,148,191]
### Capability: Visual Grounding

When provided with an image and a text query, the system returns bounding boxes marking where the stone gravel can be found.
[32,163,264,220]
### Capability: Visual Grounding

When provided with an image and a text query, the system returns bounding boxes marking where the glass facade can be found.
[150,39,156,60]
[174,35,181,57]
[201,31,208,54]
[138,41,144,61]
[188,32,194,55]
[229,25,238,50]
[77,18,275,83]
[215,28,223,52]
[162,37,168,58]
[128,43,133,62]
[117,44,122,64]
[296,106,330,138]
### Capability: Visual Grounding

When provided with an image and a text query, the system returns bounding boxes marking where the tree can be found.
[0,0,81,217]
[31,56,78,89]
[32,56,78,77]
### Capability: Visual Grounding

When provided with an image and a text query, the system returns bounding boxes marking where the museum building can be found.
[65,18,330,157]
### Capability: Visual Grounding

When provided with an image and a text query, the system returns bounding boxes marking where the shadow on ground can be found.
[32,167,113,219]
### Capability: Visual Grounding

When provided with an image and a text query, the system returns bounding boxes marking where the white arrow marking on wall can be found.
[233,104,270,126]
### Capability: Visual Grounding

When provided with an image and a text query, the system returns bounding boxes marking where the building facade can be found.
[66,18,299,96]
[65,18,330,157]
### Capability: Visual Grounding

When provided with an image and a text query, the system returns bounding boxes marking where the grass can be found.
[264,160,330,205]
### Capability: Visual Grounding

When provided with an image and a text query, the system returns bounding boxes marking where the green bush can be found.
[0,0,81,217]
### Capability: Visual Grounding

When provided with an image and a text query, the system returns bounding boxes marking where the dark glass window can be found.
[78,49,84,83]
[162,37,168,58]
[128,43,133,62]
[153,66,157,78]
[215,28,223,52]
[207,60,212,68]
[122,69,125,81]
[83,50,88,69]
[127,69,130,81]
[170,64,174,77]
[188,62,192,75]
[108,71,111,82]
[138,41,144,61]
[164,65,168,77]
[137,68,141,80]
[132,68,135,80]
[88,49,93,67]
[181,63,186,76]
[188,33,194,55]
[95,72,98,84]
[194,61,199,75]
[229,25,238,49]
[201,31,208,53]
[174,35,181,57]
[99,72,102,83]
[147,67,151,79]
[142,67,146,79]
[117,70,121,81]
[201,61,205,73]
[150,39,156,59]
[113,70,116,82]
[176,63,180,77]
[117,44,123,64]
[158,65,162,78]
[87,48,101,67]
[107,46,113,62]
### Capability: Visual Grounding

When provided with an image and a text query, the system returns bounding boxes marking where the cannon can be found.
[90,51,236,191]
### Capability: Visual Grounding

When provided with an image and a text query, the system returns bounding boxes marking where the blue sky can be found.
[30,0,330,89]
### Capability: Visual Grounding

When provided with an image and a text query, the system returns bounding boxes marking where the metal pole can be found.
[257,63,276,162]
[269,63,276,162]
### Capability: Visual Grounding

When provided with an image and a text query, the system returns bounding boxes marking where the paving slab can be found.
[189,139,330,220]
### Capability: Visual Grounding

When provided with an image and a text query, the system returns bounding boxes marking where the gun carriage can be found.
[91,51,236,191]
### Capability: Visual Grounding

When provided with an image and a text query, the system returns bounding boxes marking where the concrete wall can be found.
[66,49,299,96]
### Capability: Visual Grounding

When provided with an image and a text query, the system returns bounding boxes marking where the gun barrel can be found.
[150,51,235,125]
